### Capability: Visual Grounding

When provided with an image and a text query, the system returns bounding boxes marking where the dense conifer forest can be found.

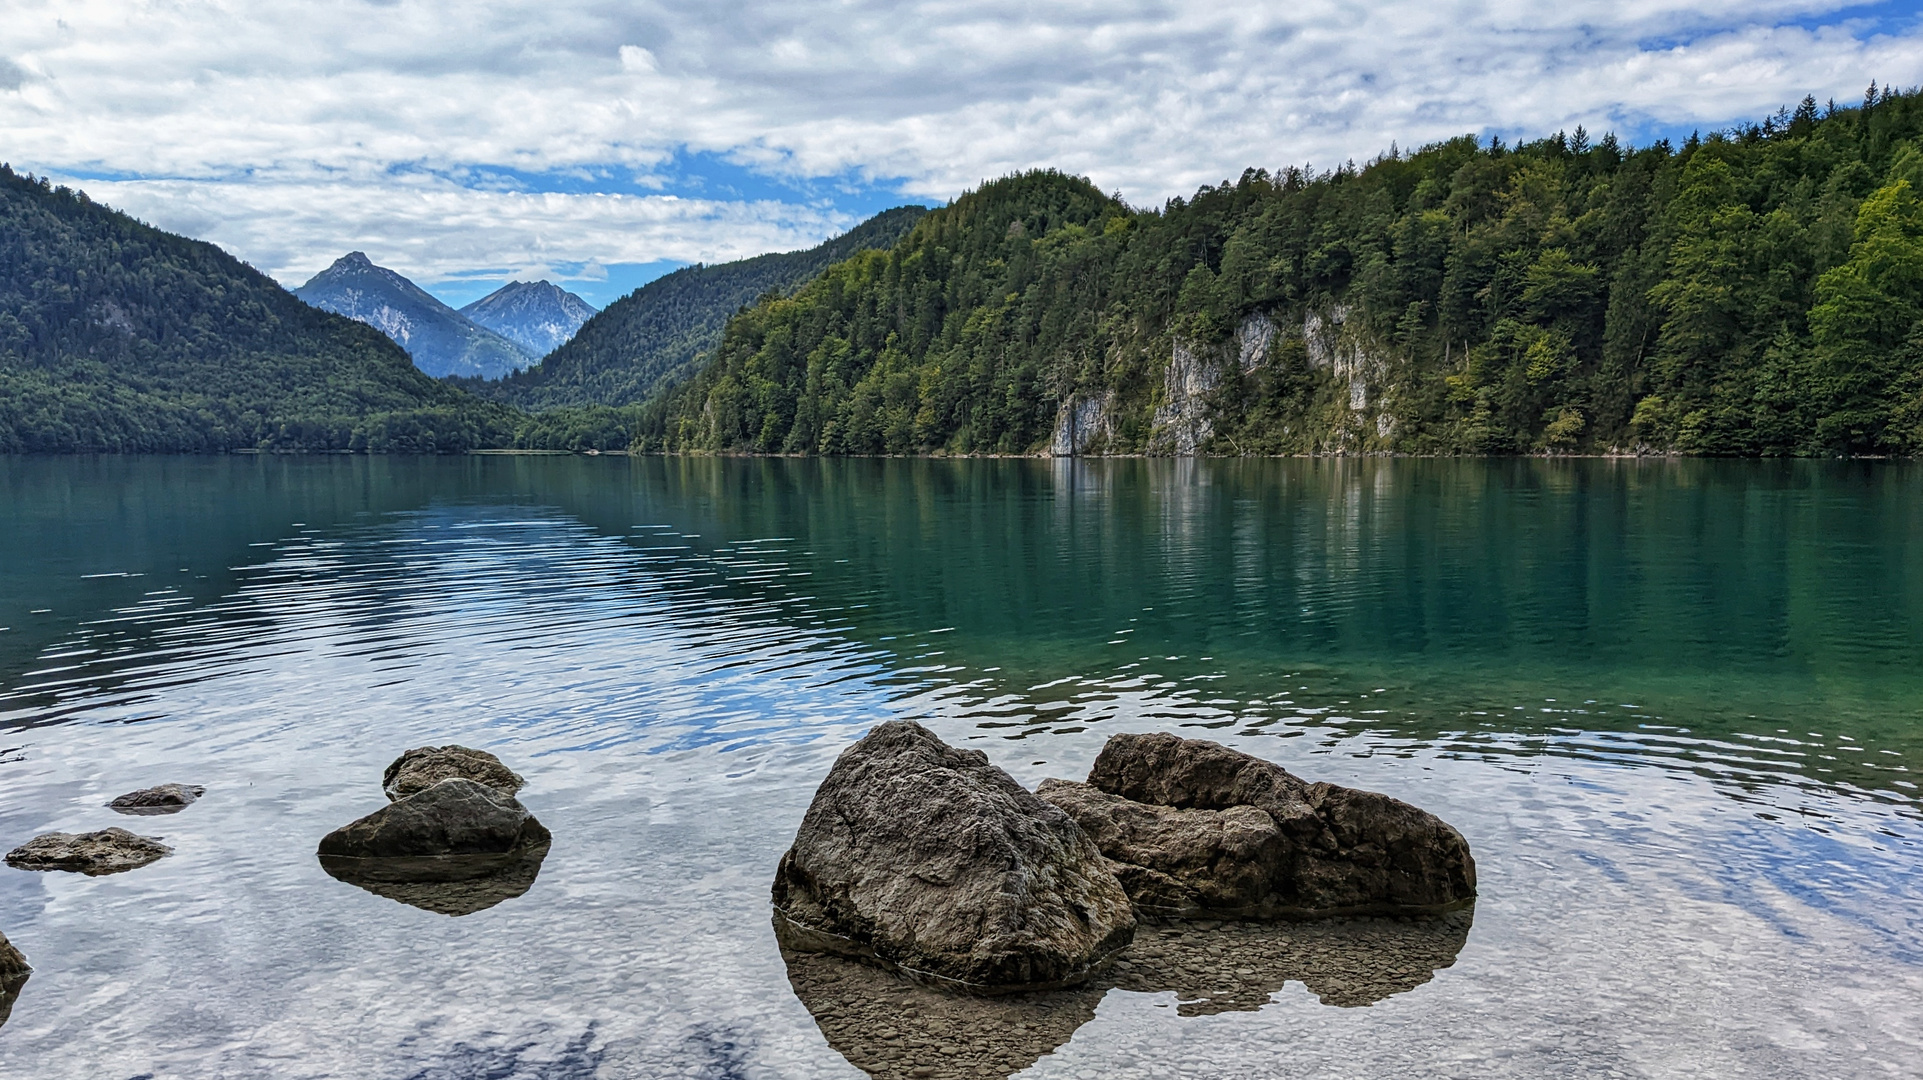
[0,165,517,452]
[644,87,1923,456]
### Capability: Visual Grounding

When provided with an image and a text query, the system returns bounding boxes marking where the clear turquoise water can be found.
[0,455,1918,1078]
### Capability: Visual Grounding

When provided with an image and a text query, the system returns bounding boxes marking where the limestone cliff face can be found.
[1055,303,1402,457]
[1301,304,1396,450]
[1051,392,1115,456]
[1235,314,1275,372]
[1143,313,1276,455]
[1148,339,1219,455]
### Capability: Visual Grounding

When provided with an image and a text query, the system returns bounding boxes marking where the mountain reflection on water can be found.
[0,455,1918,1078]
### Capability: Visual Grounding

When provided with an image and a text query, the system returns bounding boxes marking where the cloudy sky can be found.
[4,0,1922,307]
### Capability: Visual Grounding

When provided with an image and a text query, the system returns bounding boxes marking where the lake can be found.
[0,454,1918,1079]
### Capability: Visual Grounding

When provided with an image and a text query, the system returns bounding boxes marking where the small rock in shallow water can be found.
[4,827,172,876]
[772,720,1135,992]
[0,929,29,1030]
[382,745,524,801]
[319,778,547,859]
[108,783,206,815]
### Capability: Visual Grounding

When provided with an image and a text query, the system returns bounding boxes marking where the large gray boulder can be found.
[382,745,524,801]
[318,778,548,860]
[0,929,28,1030]
[772,720,1135,992]
[108,783,205,815]
[4,827,173,876]
[1038,733,1475,918]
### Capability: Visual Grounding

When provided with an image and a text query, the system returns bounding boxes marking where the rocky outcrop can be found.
[1149,340,1219,455]
[108,783,205,815]
[1038,733,1474,918]
[4,827,173,876]
[382,745,525,801]
[0,929,29,1030]
[1049,393,1114,456]
[1235,313,1275,372]
[319,778,547,860]
[771,720,1135,992]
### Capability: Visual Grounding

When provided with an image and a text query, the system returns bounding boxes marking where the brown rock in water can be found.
[0,929,29,1030]
[4,827,173,876]
[108,783,206,815]
[1038,733,1475,918]
[771,721,1135,993]
[382,745,525,801]
[318,778,547,859]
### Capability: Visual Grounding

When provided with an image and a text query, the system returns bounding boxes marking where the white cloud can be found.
[4,0,1920,291]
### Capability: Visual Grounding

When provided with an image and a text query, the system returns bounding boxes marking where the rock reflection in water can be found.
[782,907,1472,1079]
[1113,907,1474,1015]
[781,944,1105,1080]
[317,837,551,917]
[1,930,29,1031]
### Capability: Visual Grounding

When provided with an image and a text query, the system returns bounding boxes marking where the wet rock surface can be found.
[772,721,1135,992]
[318,778,547,859]
[382,745,525,801]
[4,827,173,876]
[320,836,552,916]
[783,908,1473,1079]
[1039,733,1475,917]
[0,930,29,1030]
[107,783,205,815]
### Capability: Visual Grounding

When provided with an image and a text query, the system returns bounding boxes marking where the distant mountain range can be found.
[459,280,597,358]
[293,253,534,379]
[0,166,514,453]
[487,205,928,410]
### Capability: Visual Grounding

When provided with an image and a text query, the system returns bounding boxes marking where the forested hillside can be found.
[0,166,517,452]
[489,205,927,412]
[647,89,1923,456]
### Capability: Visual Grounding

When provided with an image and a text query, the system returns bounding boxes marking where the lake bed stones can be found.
[382,745,525,801]
[4,827,173,876]
[318,777,547,860]
[108,783,206,815]
[1038,733,1475,918]
[772,720,1135,993]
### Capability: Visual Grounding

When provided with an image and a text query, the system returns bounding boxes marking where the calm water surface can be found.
[0,455,1918,1079]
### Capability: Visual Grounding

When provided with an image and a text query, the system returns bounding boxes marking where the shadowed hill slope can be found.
[0,166,516,453]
